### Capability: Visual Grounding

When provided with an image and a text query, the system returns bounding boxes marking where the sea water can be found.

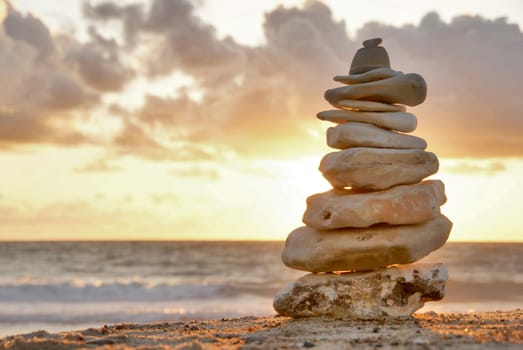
[0,242,521,337]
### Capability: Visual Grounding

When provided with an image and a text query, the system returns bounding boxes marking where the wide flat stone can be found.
[319,147,439,190]
[327,122,427,150]
[273,263,447,319]
[334,67,402,84]
[303,180,446,229]
[282,215,452,272]
[317,110,416,132]
[325,73,427,106]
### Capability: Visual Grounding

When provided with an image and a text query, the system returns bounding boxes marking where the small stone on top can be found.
[363,37,382,48]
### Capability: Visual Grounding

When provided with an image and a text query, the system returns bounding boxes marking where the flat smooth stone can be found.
[327,122,427,150]
[317,110,416,132]
[282,215,452,273]
[273,263,447,319]
[319,147,439,190]
[303,180,446,229]
[336,99,406,112]
[335,99,407,113]
[334,67,402,84]
[325,73,427,106]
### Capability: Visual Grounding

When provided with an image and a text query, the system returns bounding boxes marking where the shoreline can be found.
[1,310,521,349]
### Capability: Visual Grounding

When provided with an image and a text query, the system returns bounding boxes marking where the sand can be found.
[1,310,521,349]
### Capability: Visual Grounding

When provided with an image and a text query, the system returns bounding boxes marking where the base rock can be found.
[273,263,447,319]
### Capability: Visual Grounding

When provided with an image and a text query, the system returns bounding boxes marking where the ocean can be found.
[0,241,521,337]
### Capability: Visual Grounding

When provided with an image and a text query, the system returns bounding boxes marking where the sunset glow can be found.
[1,0,522,242]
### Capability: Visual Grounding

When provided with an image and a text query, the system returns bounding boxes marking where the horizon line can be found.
[0,239,521,244]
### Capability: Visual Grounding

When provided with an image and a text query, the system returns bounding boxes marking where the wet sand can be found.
[1,310,521,349]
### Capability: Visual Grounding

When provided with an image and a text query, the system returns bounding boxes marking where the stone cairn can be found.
[273,38,453,319]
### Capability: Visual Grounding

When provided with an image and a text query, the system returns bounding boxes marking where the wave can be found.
[0,307,261,325]
[0,280,278,302]
[0,296,275,327]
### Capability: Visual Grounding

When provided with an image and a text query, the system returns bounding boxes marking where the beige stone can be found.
[334,67,402,85]
[327,122,427,150]
[317,110,416,132]
[319,147,439,190]
[273,263,447,319]
[282,215,452,273]
[325,73,427,106]
[303,180,446,230]
[336,99,407,112]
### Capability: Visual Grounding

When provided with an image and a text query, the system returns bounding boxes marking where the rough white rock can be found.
[317,110,416,132]
[325,73,427,106]
[282,215,452,272]
[273,263,448,319]
[303,180,446,229]
[319,147,439,190]
[334,67,402,84]
[327,122,427,150]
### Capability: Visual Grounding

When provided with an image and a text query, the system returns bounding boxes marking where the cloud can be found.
[2,0,523,159]
[82,1,144,45]
[74,157,123,173]
[0,110,88,147]
[0,198,250,240]
[3,1,55,58]
[85,0,245,77]
[64,27,135,92]
[444,161,507,175]
[90,0,523,159]
[89,0,353,158]
[0,200,174,238]
[168,165,220,180]
[0,1,132,148]
[149,193,178,205]
[0,3,98,111]
[112,121,218,161]
[356,12,523,157]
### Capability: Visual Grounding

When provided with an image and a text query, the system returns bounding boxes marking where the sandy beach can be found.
[1,310,521,349]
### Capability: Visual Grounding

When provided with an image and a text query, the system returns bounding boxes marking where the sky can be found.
[0,0,522,241]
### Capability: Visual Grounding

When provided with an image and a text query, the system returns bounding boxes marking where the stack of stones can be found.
[273,38,453,319]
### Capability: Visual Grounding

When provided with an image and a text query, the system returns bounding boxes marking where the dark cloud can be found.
[3,0,523,159]
[0,9,96,113]
[82,1,143,45]
[3,1,55,58]
[0,110,87,146]
[356,12,523,157]
[0,1,132,148]
[84,0,244,77]
[96,0,354,158]
[101,0,523,159]
[64,27,134,92]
